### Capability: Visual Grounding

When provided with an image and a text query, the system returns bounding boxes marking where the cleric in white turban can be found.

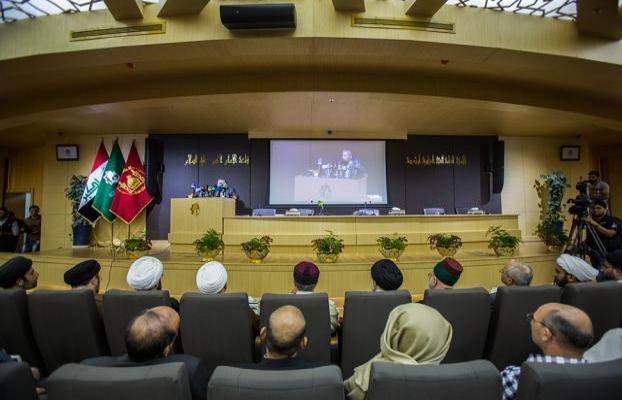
[196,261,228,294]
[127,256,164,291]
[554,253,598,287]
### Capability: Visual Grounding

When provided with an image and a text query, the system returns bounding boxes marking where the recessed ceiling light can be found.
[328,98,336,103]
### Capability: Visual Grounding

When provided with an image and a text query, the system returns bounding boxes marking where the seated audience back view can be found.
[602,250,622,283]
[344,303,452,400]
[500,303,593,400]
[554,254,598,287]
[428,257,463,289]
[64,259,103,313]
[292,261,339,333]
[127,256,180,311]
[584,328,622,363]
[491,260,534,301]
[371,259,403,291]
[83,306,208,400]
[0,256,38,290]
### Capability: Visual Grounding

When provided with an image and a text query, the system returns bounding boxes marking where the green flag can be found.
[92,141,125,222]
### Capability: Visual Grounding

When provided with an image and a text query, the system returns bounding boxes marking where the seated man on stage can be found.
[427,257,463,290]
[126,256,180,312]
[212,178,238,199]
[64,259,103,314]
[83,306,208,400]
[291,261,339,333]
[371,259,403,291]
[554,254,597,287]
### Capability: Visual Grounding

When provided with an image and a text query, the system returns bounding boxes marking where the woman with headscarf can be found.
[343,303,453,400]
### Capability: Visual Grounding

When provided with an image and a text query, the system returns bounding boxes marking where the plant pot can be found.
[379,247,404,262]
[436,247,457,257]
[493,246,516,257]
[72,224,91,248]
[244,248,269,264]
[200,248,222,262]
[127,250,149,260]
[317,253,339,263]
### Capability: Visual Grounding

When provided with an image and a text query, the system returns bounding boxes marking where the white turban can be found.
[196,261,228,294]
[556,254,598,282]
[127,256,164,290]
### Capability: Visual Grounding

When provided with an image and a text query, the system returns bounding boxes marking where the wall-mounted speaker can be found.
[145,138,164,204]
[220,4,296,30]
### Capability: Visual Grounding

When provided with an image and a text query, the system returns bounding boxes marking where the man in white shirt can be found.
[291,261,339,333]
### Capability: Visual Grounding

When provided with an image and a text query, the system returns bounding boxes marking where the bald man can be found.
[82,306,208,400]
[500,303,594,400]
[490,260,534,302]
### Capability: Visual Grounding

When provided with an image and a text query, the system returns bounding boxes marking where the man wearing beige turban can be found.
[344,303,453,400]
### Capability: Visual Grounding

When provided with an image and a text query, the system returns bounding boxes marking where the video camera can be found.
[567,179,591,217]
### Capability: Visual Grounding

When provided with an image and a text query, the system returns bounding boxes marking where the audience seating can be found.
[260,293,331,362]
[103,289,172,356]
[423,287,491,363]
[0,288,44,371]
[560,281,622,343]
[0,362,38,400]
[208,365,344,400]
[515,358,622,400]
[28,289,109,372]
[180,293,255,377]
[45,362,192,400]
[485,285,562,369]
[366,360,501,400]
[340,290,411,378]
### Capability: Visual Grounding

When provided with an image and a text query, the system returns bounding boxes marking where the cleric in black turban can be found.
[0,256,37,289]
[64,259,101,291]
[371,259,403,291]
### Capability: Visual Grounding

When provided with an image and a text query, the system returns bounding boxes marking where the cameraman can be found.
[588,170,609,204]
[582,199,622,267]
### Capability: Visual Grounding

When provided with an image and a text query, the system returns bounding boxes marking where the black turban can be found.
[0,256,33,289]
[371,259,403,291]
[64,259,101,287]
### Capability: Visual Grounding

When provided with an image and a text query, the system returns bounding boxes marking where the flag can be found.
[92,141,125,222]
[110,141,153,224]
[78,142,109,224]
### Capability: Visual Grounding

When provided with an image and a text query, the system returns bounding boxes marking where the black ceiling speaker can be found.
[220,4,296,30]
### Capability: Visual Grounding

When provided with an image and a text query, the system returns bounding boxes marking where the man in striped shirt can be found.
[500,303,593,400]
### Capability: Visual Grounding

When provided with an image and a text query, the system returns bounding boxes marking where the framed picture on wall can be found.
[560,145,580,161]
[56,144,79,161]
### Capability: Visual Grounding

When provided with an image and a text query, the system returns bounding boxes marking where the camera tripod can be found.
[564,215,607,261]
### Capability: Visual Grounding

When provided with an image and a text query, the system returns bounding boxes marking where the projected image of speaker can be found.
[220,4,296,30]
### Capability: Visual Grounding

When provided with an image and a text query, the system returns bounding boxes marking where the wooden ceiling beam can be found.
[332,0,365,12]
[577,0,622,40]
[405,0,448,18]
[103,0,143,21]
[157,0,211,18]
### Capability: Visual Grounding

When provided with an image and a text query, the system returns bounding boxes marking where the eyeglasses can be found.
[525,312,555,336]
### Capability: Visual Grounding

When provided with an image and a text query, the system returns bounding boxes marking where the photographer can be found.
[582,200,622,267]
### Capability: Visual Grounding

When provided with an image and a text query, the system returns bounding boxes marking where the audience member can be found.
[64,259,103,313]
[500,303,593,400]
[82,306,208,400]
[554,254,597,287]
[584,328,622,363]
[428,257,463,289]
[490,260,534,301]
[344,303,452,400]
[292,261,339,333]
[127,256,179,311]
[371,259,403,291]
[22,205,41,253]
[0,347,40,381]
[195,260,259,333]
[0,208,19,252]
[587,170,609,204]
[601,250,622,283]
[0,256,38,289]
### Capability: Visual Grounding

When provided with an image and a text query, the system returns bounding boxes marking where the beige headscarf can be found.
[344,303,453,400]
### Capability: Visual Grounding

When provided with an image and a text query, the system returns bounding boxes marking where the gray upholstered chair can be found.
[423,287,491,363]
[366,360,501,400]
[103,289,172,355]
[0,362,38,400]
[28,289,109,372]
[0,288,44,371]
[208,365,344,400]
[340,290,411,378]
[180,293,254,377]
[45,362,192,400]
[485,285,562,369]
[515,358,622,400]
[259,293,331,362]
[561,281,622,342]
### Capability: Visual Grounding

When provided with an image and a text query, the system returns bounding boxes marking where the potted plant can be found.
[194,229,224,261]
[427,233,462,257]
[123,231,152,259]
[376,234,408,261]
[64,174,92,247]
[487,225,521,257]
[241,235,273,264]
[311,230,344,263]
[534,171,570,251]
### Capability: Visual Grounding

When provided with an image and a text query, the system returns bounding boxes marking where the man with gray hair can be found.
[490,259,534,302]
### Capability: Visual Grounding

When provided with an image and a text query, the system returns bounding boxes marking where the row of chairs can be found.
[1,282,622,377]
[4,358,622,400]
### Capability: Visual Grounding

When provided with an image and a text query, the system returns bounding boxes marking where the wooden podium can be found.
[168,197,236,253]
